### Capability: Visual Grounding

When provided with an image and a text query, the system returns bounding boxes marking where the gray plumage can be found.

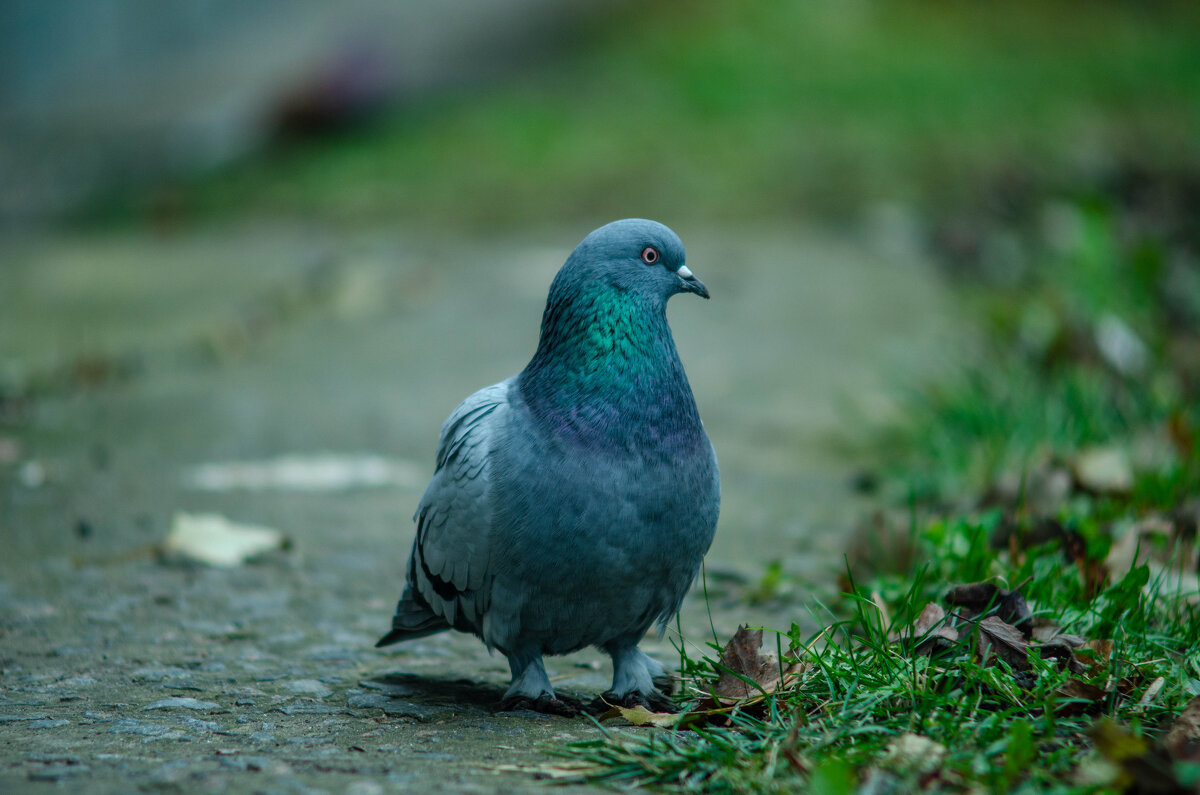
[377,219,720,714]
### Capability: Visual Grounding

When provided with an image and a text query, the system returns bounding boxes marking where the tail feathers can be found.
[375,590,451,648]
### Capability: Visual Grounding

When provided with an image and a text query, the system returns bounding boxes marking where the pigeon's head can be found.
[563,219,709,303]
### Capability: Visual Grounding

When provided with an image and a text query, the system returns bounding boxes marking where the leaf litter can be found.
[588,568,1198,792]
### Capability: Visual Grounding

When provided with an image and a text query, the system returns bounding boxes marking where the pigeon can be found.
[376,219,720,715]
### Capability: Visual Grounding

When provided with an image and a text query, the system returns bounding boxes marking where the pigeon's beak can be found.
[676,265,710,299]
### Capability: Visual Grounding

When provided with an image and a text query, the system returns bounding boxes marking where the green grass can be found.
[564,513,1199,792]
[89,0,1200,228]
[881,196,1200,502]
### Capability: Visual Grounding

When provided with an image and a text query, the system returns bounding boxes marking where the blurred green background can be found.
[82,0,1200,229]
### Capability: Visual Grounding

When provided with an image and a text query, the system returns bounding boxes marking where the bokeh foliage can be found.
[95,0,1200,228]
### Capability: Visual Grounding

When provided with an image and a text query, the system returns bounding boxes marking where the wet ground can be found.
[0,219,957,792]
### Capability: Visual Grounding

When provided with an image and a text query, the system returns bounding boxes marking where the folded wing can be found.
[375,379,510,647]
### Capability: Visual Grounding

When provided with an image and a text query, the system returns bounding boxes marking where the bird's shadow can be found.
[363,672,590,718]
[367,671,503,710]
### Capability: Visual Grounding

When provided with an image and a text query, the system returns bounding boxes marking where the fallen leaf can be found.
[1138,677,1166,709]
[1035,640,1086,675]
[712,626,786,704]
[1164,695,1200,763]
[1107,517,1174,574]
[945,581,1002,609]
[913,603,956,639]
[597,704,687,728]
[945,581,1032,636]
[893,603,959,655]
[1072,446,1134,495]
[162,512,288,567]
[975,616,1030,670]
[1031,625,1086,647]
[1057,679,1107,716]
[1107,515,1199,608]
[1073,639,1115,678]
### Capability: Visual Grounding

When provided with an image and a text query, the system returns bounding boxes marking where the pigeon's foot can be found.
[586,688,677,715]
[498,693,582,717]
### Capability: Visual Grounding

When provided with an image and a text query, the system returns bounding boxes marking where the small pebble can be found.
[110,719,171,736]
[347,693,391,709]
[59,676,97,687]
[177,716,218,732]
[284,679,332,698]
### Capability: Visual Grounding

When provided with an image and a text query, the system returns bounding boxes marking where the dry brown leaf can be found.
[1164,695,1200,763]
[975,616,1030,670]
[1107,516,1174,575]
[1035,641,1085,675]
[1137,677,1166,709]
[913,603,955,637]
[893,603,959,656]
[712,626,785,704]
[596,704,683,727]
[1031,624,1086,646]
[945,581,1001,607]
[1029,625,1089,673]
[1073,639,1115,679]
[1056,679,1107,716]
[945,581,1032,636]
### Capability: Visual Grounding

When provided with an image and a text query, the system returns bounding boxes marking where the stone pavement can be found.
[0,220,956,791]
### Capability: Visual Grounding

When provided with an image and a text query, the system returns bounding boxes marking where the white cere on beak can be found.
[677,265,694,279]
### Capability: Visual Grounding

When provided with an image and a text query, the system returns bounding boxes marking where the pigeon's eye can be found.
[640,247,660,265]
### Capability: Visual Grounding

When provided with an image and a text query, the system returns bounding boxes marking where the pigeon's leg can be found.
[590,643,676,713]
[498,649,580,716]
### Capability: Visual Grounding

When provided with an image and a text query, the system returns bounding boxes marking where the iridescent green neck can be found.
[518,285,701,448]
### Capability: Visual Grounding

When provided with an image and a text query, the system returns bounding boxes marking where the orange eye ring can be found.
[641,247,660,265]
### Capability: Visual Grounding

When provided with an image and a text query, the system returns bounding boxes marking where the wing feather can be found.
[405,378,510,634]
